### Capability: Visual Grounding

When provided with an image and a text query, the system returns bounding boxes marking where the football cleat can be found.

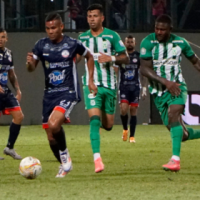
[55,164,71,178]
[64,117,71,124]
[162,159,180,172]
[59,149,72,172]
[129,137,136,143]
[94,157,104,173]
[122,130,128,141]
[3,147,22,160]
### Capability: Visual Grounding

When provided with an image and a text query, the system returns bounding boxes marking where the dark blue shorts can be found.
[0,89,21,115]
[42,91,78,128]
[119,88,140,107]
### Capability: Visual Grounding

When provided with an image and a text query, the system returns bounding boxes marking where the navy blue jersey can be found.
[32,35,87,101]
[0,48,14,90]
[119,51,140,91]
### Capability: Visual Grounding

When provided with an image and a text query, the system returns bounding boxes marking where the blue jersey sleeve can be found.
[32,40,43,60]
[75,40,87,56]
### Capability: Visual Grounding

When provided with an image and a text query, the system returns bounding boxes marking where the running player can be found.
[0,28,24,160]
[140,14,200,172]
[119,35,147,143]
[78,4,129,173]
[26,12,96,177]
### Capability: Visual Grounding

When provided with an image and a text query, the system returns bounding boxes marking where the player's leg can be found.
[3,92,24,160]
[120,103,129,141]
[129,89,140,143]
[129,106,138,143]
[83,85,104,173]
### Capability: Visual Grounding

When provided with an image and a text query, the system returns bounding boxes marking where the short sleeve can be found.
[75,40,87,57]
[182,38,195,58]
[140,37,154,59]
[112,32,126,54]
[32,40,43,60]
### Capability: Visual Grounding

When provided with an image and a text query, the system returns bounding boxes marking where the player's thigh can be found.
[103,88,117,115]
[129,89,140,116]
[83,85,103,111]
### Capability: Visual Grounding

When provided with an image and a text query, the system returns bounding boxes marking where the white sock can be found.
[171,155,180,161]
[93,153,100,161]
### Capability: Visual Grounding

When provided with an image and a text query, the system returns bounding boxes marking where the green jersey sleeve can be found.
[140,36,154,59]
[182,38,195,58]
[112,32,126,53]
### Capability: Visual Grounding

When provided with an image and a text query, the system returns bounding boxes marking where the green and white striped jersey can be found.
[79,28,126,90]
[140,33,194,96]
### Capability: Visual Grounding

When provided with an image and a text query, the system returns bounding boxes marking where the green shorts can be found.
[83,85,117,114]
[153,83,188,126]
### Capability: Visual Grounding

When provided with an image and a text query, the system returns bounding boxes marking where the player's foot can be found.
[122,130,128,141]
[129,137,136,143]
[3,147,22,160]
[55,164,72,178]
[59,149,72,172]
[162,159,180,172]
[0,156,4,160]
[94,157,104,173]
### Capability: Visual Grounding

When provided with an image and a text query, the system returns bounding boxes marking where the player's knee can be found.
[14,112,24,123]
[48,120,60,133]
[101,124,113,131]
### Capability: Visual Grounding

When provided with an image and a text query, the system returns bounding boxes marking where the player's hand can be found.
[164,80,181,96]
[141,87,147,100]
[26,52,34,66]
[88,81,98,96]
[16,90,22,102]
[0,85,4,93]
[98,52,112,63]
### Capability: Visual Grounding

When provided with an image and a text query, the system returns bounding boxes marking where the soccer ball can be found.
[19,156,42,179]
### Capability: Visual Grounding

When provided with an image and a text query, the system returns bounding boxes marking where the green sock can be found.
[90,116,101,154]
[187,128,200,140]
[170,125,183,157]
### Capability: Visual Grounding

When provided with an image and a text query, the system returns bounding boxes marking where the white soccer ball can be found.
[19,156,42,179]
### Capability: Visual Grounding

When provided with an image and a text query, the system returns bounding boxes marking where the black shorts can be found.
[0,89,21,115]
[42,91,78,128]
[119,87,140,107]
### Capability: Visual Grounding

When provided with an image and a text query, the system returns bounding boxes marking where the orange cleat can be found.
[129,137,136,143]
[94,157,104,173]
[122,130,128,141]
[162,159,180,172]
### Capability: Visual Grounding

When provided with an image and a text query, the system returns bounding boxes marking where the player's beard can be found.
[127,46,134,51]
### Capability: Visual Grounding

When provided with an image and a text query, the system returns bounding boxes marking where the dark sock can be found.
[130,116,137,137]
[120,114,128,130]
[49,140,61,163]
[7,122,21,149]
[53,127,67,152]
[187,128,200,140]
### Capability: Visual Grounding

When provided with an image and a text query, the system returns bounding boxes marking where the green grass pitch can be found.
[1,125,200,200]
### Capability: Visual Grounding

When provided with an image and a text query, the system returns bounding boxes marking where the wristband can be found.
[111,56,116,62]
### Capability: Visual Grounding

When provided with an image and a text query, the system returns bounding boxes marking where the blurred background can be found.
[1,0,200,33]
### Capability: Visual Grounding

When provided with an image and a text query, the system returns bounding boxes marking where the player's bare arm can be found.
[8,69,22,101]
[0,85,4,93]
[84,51,97,95]
[140,58,181,96]
[139,71,148,100]
[188,54,200,71]
[26,52,39,72]
[98,52,129,65]
[76,54,82,64]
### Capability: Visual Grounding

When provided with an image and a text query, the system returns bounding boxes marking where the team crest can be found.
[61,50,69,58]
[133,58,137,63]
[172,48,177,56]
[88,93,95,99]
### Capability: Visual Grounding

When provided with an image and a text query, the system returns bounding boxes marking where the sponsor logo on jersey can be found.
[45,61,50,69]
[49,70,65,85]
[153,59,178,66]
[44,44,50,49]
[102,35,113,38]
[124,70,135,80]
[141,48,146,55]
[0,72,8,85]
[121,94,126,98]
[90,100,96,106]
[80,36,90,39]
[61,50,69,58]
[63,43,69,48]
[43,53,49,56]
[133,58,137,63]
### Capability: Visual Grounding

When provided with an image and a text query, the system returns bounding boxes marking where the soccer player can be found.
[26,12,96,177]
[0,28,24,160]
[78,4,129,173]
[140,14,200,172]
[118,35,147,143]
